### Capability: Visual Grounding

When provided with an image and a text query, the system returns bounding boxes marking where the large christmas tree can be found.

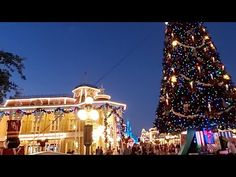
[154,22,236,133]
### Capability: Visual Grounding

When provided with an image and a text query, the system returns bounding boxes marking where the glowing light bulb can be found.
[197,66,201,73]
[204,35,209,40]
[223,74,230,80]
[210,43,215,49]
[208,103,211,112]
[166,98,169,105]
[89,110,99,121]
[171,75,177,83]
[210,74,213,80]
[165,22,168,25]
[226,84,229,91]
[172,40,178,47]
[190,81,193,89]
[77,109,88,120]
[192,35,194,41]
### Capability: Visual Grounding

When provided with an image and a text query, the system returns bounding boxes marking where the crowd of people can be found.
[94,142,181,155]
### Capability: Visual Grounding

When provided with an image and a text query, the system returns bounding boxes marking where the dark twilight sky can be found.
[1,22,236,136]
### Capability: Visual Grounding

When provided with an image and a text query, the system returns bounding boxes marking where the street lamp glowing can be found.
[77,109,88,120]
[89,110,99,121]
[85,97,93,104]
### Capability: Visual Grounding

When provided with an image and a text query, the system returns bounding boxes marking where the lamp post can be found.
[77,97,99,155]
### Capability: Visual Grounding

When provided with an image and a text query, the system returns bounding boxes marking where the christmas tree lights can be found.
[154,22,236,133]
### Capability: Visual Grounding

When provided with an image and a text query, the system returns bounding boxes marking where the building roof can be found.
[73,84,98,90]
[3,97,76,107]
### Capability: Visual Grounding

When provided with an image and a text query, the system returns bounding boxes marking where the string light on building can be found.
[165,22,168,25]
[222,65,225,70]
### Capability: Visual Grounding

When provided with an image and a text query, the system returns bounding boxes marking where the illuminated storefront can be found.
[0,84,126,154]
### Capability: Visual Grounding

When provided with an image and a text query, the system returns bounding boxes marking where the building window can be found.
[32,120,40,133]
[50,118,60,132]
[68,119,76,131]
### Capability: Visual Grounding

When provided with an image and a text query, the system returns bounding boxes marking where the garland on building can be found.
[98,103,126,146]
[1,103,126,143]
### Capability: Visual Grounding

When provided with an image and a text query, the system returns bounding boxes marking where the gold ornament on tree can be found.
[172,40,178,47]
[223,74,230,80]
[204,35,209,40]
[170,75,177,83]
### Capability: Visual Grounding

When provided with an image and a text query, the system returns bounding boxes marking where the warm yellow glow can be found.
[190,81,193,89]
[3,97,76,107]
[1,98,127,111]
[85,97,93,104]
[171,75,177,83]
[92,125,105,141]
[117,136,121,141]
[74,141,78,148]
[73,125,76,130]
[223,74,230,80]
[89,109,99,121]
[172,40,178,46]
[204,36,209,40]
[210,43,215,49]
[77,109,88,120]
[19,133,67,141]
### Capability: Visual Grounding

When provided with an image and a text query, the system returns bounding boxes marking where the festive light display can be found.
[154,22,236,133]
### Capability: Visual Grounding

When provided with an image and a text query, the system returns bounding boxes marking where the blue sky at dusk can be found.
[1,22,236,136]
